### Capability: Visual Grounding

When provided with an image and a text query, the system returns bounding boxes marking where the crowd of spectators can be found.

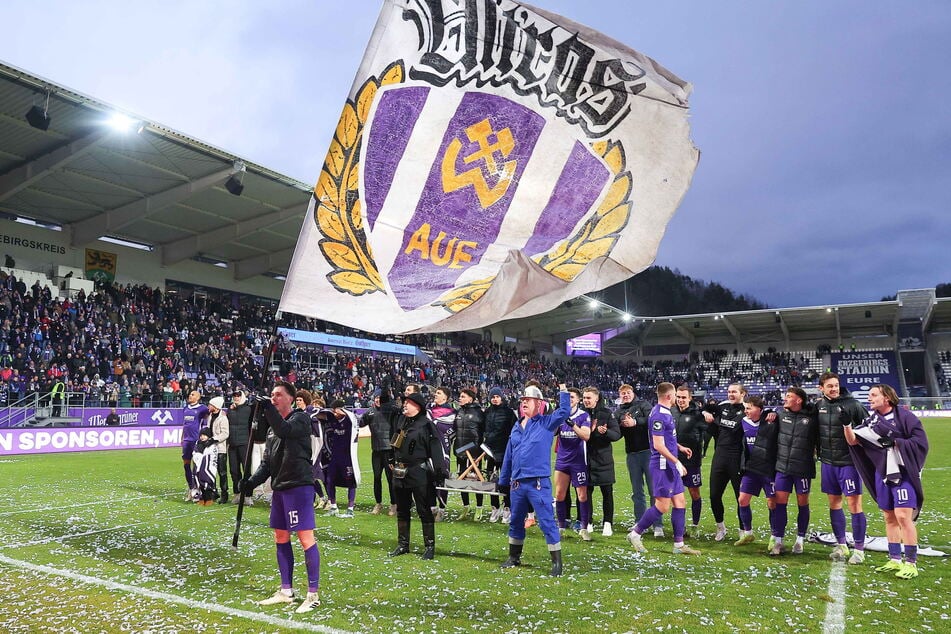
[0,269,848,410]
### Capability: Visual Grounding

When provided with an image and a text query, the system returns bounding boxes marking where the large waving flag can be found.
[280,0,699,333]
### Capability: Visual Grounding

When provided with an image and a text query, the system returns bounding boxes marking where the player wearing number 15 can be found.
[240,381,321,613]
[626,383,701,556]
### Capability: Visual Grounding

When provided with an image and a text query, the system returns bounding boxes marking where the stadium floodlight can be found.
[588,299,598,310]
[25,104,51,131]
[106,113,138,133]
[225,160,246,196]
[622,313,632,322]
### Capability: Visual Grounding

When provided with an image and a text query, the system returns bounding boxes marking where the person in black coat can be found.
[228,390,254,503]
[359,390,396,516]
[386,390,447,560]
[582,386,620,536]
[453,388,486,519]
[240,381,321,613]
[483,386,516,523]
[674,385,707,536]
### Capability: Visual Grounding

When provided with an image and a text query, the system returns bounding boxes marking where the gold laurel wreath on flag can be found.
[433,140,632,313]
[313,61,406,296]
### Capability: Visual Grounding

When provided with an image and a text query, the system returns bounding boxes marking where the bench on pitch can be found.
[436,442,500,496]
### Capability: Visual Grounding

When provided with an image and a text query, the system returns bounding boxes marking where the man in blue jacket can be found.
[499,381,569,576]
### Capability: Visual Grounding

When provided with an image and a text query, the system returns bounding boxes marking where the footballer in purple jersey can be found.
[554,389,592,539]
[735,396,775,546]
[845,384,929,579]
[627,383,700,556]
[181,390,209,497]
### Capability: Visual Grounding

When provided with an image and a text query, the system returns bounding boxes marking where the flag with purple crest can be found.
[280,0,699,333]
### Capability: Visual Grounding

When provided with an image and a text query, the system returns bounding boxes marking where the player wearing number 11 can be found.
[627,382,701,556]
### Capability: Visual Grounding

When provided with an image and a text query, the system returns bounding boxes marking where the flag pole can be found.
[231,311,283,550]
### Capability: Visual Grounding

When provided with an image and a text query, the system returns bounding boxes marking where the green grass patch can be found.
[1,419,949,633]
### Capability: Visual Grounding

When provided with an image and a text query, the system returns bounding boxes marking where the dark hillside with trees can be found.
[600,266,768,316]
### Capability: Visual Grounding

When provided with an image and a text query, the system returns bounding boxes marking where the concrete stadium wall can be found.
[0,218,282,299]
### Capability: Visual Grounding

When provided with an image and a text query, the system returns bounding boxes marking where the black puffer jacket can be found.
[674,403,706,470]
[483,401,516,457]
[746,417,780,478]
[228,401,252,447]
[248,406,313,491]
[774,405,819,478]
[453,402,485,453]
[816,393,867,466]
[584,396,620,486]
[360,404,395,452]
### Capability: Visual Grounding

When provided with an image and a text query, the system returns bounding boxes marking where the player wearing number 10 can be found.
[240,381,321,613]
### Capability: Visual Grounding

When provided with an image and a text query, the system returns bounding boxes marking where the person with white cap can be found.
[208,396,230,504]
[499,379,570,576]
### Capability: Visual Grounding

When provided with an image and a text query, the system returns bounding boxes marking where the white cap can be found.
[521,385,544,400]
[209,396,225,410]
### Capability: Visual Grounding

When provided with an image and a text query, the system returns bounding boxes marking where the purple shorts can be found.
[324,460,357,488]
[774,472,812,495]
[682,465,702,489]
[820,463,862,497]
[740,472,775,497]
[650,464,685,499]
[181,440,195,462]
[874,475,918,511]
[555,460,589,488]
[270,485,317,532]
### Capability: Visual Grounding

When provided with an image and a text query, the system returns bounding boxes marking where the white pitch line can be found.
[0,492,179,516]
[822,561,847,634]
[0,553,351,634]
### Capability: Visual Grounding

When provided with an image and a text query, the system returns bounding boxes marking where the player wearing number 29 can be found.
[627,382,701,556]
[240,381,321,613]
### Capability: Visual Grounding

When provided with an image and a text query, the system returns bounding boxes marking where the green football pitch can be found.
[1,420,948,633]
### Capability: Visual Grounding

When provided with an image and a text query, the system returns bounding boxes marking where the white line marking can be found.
[0,553,351,634]
[822,561,847,634]
[0,492,179,516]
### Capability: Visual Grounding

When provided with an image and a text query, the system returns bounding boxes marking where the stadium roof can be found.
[0,60,312,281]
[1,59,940,351]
